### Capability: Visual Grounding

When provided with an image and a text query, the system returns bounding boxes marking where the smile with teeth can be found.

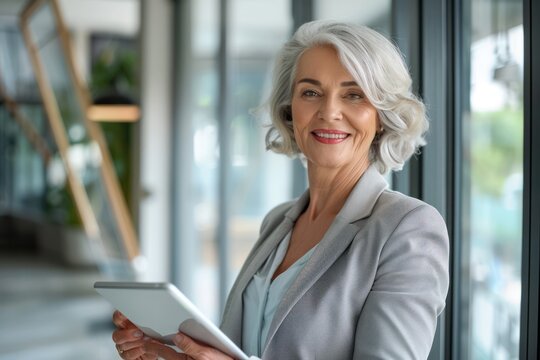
[313,132,348,139]
[312,130,350,144]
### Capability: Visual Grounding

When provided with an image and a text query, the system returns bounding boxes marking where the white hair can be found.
[265,20,428,174]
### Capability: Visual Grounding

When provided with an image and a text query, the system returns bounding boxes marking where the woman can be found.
[112,20,449,360]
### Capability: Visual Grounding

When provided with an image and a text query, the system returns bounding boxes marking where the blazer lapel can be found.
[263,165,388,352]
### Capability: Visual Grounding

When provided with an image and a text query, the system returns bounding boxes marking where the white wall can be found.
[59,0,140,82]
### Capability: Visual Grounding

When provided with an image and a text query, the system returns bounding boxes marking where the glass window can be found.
[458,0,523,359]
[0,28,48,217]
[180,0,293,323]
[227,0,293,287]
[188,0,221,322]
[314,0,391,35]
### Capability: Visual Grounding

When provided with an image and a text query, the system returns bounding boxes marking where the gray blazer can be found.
[221,166,449,359]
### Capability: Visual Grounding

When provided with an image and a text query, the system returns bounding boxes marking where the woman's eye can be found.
[346,93,364,100]
[302,90,319,97]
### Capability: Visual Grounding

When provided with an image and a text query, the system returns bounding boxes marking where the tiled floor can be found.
[0,254,120,360]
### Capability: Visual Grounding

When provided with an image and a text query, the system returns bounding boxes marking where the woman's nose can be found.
[318,96,342,121]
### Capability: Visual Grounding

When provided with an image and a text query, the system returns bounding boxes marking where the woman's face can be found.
[291,45,379,172]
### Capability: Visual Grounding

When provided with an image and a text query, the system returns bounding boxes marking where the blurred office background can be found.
[0,0,538,359]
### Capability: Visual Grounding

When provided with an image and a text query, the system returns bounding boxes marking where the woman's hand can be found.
[112,310,235,360]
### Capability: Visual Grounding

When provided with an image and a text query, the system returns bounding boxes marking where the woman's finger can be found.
[142,340,189,360]
[119,345,146,360]
[173,333,233,359]
[116,339,146,353]
[113,310,137,329]
[140,353,158,360]
[112,328,144,345]
[173,334,203,355]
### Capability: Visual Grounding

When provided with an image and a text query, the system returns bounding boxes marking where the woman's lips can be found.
[311,129,350,144]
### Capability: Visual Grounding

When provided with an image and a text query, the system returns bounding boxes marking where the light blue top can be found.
[241,232,317,357]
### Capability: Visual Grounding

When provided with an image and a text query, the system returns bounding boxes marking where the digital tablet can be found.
[94,281,248,360]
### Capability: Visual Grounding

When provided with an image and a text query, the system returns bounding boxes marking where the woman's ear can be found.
[376,114,384,135]
[372,117,384,145]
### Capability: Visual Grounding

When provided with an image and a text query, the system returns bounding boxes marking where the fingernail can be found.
[133,330,143,338]
[175,334,184,343]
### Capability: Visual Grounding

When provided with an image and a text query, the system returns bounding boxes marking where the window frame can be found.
[520,0,540,358]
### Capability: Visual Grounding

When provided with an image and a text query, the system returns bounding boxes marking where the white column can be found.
[138,0,173,281]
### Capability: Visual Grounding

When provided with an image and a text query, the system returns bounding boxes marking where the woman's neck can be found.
[305,159,370,221]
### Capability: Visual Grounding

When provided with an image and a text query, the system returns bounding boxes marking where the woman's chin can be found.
[306,157,350,171]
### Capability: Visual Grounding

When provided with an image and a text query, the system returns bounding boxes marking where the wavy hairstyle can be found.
[265,20,428,173]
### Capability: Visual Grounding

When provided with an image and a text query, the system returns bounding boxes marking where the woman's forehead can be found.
[294,46,359,86]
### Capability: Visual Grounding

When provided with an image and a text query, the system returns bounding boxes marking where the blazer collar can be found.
[335,164,388,222]
[284,164,388,224]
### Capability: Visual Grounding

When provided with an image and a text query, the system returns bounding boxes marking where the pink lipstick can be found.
[311,129,350,144]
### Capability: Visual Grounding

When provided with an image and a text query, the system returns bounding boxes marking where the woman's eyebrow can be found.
[296,78,359,87]
[297,78,320,86]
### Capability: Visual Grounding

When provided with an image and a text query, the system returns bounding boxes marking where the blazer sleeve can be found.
[353,204,450,360]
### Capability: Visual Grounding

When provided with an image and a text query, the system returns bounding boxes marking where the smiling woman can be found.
[112,20,449,360]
